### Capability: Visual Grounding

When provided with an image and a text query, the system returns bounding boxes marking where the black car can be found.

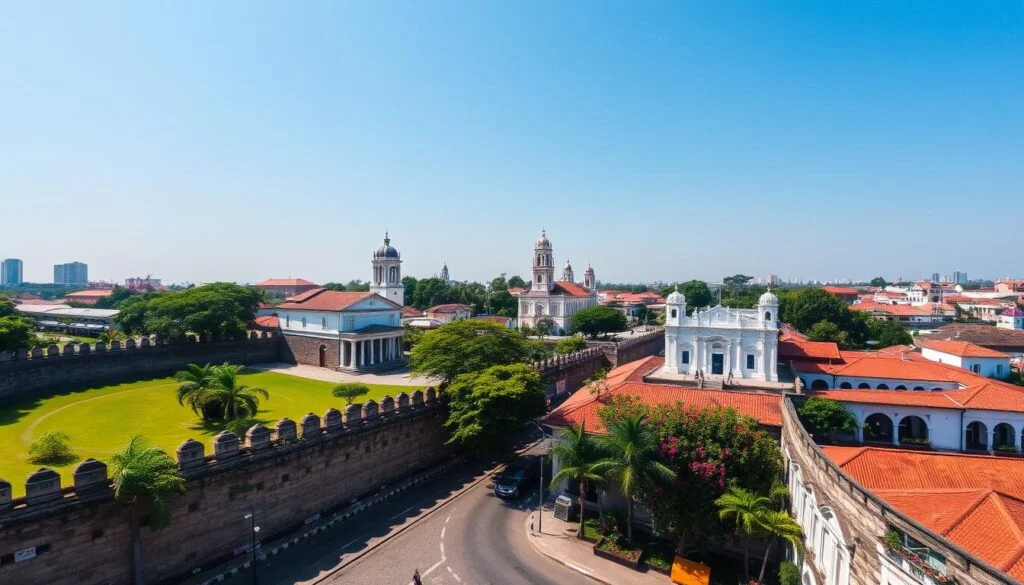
[493,457,540,499]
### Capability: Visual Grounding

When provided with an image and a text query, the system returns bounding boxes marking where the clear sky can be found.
[1,2,1021,286]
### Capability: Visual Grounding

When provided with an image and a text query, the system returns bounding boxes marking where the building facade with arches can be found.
[517,231,598,334]
[661,289,781,381]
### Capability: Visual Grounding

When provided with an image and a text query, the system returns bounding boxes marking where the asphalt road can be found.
[244,443,598,585]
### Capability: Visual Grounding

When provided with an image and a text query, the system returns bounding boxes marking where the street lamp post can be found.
[243,509,261,585]
[529,419,552,534]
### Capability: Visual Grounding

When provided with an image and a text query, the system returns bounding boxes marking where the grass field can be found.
[0,371,420,497]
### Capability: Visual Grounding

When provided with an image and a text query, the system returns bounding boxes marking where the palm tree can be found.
[110,435,186,585]
[716,487,772,582]
[755,510,803,585]
[173,363,219,415]
[594,413,675,544]
[207,364,268,421]
[549,421,606,538]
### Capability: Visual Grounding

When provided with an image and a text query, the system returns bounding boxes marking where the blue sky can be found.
[1,2,1021,285]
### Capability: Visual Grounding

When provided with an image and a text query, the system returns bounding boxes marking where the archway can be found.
[319,345,327,368]
[839,382,852,389]
[864,413,894,443]
[811,379,830,390]
[876,383,889,390]
[994,423,1016,451]
[965,421,989,451]
[898,415,929,445]
[858,383,871,389]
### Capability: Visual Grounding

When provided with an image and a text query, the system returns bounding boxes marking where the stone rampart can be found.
[586,328,664,368]
[0,388,448,585]
[782,396,1016,585]
[0,332,280,402]
[533,347,610,403]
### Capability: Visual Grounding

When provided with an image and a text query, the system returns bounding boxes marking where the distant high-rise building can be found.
[931,272,940,283]
[766,273,779,286]
[53,261,88,286]
[953,270,968,285]
[1,258,23,286]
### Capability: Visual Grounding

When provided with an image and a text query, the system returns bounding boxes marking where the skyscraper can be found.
[931,272,940,283]
[1,259,23,286]
[53,261,88,285]
[953,270,968,285]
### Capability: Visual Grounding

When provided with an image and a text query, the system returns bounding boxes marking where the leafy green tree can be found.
[410,320,539,384]
[755,510,803,584]
[507,275,527,289]
[594,414,675,544]
[682,280,715,310]
[332,382,370,405]
[93,286,138,309]
[28,431,75,464]
[444,363,546,448]
[535,316,557,336]
[0,314,33,351]
[870,277,888,288]
[716,487,771,582]
[868,318,913,348]
[555,336,588,354]
[779,562,800,585]
[798,397,858,441]
[411,277,456,310]
[569,306,628,339]
[115,283,262,338]
[807,320,846,344]
[174,363,221,416]
[549,422,607,538]
[110,435,186,585]
[402,276,418,305]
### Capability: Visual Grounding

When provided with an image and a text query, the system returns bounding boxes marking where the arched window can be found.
[965,421,988,451]
[858,383,871,389]
[913,386,925,391]
[864,413,894,442]
[876,383,889,390]
[811,379,829,390]
[898,415,929,445]
[765,311,772,321]
[839,382,852,389]
[538,274,544,283]
[894,385,907,390]
[671,309,677,318]
[994,423,1016,450]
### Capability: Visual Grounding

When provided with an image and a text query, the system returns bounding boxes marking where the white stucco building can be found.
[998,307,1024,330]
[370,233,404,307]
[661,289,780,381]
[918,339,1010,379]
[517,231,598,334]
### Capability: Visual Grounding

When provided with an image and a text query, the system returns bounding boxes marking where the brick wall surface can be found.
[0,405,449,585]
[279,334,339,368]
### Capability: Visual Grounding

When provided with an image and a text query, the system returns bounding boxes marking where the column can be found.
[892,418,900,447]
[343,341,349,368]
[987,429,994,452]
[855,422,864,444]
[369,339,375,366]
[360,341,365,367]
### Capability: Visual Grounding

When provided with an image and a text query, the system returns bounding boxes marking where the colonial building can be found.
[254,277,320,300]
[517,231,598,334]
[661,289,780,381]
[425,303,472,323]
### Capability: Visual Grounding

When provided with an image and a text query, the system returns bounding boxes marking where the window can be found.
[746,354,755,369]
[671,308,677,318]
[681,350,690,364]
[321,317,327,330]
[764,311,772,321]
[972,364,981,373]
[301,317,307,328]
[997,364,1003,375]
[285,315,290,327]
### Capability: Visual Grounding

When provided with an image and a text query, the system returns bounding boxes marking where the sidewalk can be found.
[526,508,669,585]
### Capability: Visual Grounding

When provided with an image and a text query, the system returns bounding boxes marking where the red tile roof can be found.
[778,338,842,361]
[401,306,424,318]
[253,315,280,329]
[823,286,859,296]
[919,339,1011,358]
[542,356,782,433]
[473,315,513,325]
[256,278,319,287]
[552,281,594,298]
[426,303,472,314]
[823,446,1024,579]
[852,301,954,317]
[277,288,376,311]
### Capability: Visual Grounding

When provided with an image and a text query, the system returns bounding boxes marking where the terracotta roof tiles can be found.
[277,289,376,311]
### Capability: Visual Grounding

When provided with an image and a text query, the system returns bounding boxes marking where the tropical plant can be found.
[332,382,370,405]
[109,435,186,585]
[555,335,588,355]
[444,363,546,449]
[28,431,74,464]
[755,510,803,584]
[549,422,607,538]
[206,364,269,421]
[798,397,858,441]
[174,363,220,416]
[594,414,675,544]
[715,487,772,582]
[779,561,800,585]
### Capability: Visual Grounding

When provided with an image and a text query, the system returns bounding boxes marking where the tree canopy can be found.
[0,297,34,351]
[443,363,546,449]
[114,283,262,338]
[555,335,588,355]
[410,319,539,384]
[569,305,628,339]
[870,277,888,288]
[797,397,858,441]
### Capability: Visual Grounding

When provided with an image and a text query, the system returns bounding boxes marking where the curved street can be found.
[231,442,598,585]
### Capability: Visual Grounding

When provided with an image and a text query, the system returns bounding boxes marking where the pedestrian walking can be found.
[413,569,423,585]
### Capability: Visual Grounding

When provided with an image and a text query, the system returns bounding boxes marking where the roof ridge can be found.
[829,446,870,468]
[987,493,1024,555]
[942,489,999,536]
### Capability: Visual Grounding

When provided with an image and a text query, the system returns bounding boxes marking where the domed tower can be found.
[531,230,555,292]
[371,232,404,305]
[758,289,779,328]
[665,287,686,327]
[562,259,575,283]
[440,262,449,284]
[583,263,595,290]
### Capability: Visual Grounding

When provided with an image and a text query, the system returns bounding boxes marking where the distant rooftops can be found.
[15,304,119,319]
[256,278,319,288]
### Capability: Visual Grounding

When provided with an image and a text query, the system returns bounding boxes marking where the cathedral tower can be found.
[532,230,555,292]
[371,232,404,306]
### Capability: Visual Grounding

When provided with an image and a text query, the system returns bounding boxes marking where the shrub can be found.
[332,383,370,405]
[555,336,587,355]
[224,418,258,437]
[29,431,75,464]
[798,397,857,439]
[779,561,799,585]
[883,528,903,550]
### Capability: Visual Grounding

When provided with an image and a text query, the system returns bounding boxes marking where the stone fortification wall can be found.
[0,333,280,402]
[587,328,663,368]
[533,347,610,402]
[781,396,1015,585]
[0,389,448,585]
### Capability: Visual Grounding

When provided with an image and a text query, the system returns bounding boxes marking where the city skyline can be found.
[2,2,1022,283]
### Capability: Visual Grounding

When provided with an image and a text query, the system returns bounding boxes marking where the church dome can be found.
[564,259,573,271]
[373,233,400,259]
[759,290,778,305]
[584,263,594,275]
[667,289,685,304]
[536,230,551,248]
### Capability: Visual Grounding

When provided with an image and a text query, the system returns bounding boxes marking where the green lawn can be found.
[0,371,420,497]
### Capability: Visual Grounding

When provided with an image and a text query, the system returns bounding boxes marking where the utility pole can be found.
[243,508,261,585]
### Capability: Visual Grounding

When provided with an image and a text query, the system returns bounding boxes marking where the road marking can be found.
[447,566,462,582]
[445,514,451,524]
[389,506,414,521]
[564,562,593,575]
[440,542,445,556]
[423,557,445,577]
[440,526,446,539]
[340,538,361,549]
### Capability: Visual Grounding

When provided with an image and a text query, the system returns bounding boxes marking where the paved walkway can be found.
[526,508,670,585]
[249,362,439,387]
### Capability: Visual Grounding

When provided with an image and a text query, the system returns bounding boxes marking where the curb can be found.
[525,512,611,585]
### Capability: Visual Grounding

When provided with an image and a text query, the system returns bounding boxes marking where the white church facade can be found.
[517,231,598,335]
[661,289,780,381]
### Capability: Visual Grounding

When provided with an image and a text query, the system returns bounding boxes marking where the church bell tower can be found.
[371,232,404,306]
[532,230,555,292]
